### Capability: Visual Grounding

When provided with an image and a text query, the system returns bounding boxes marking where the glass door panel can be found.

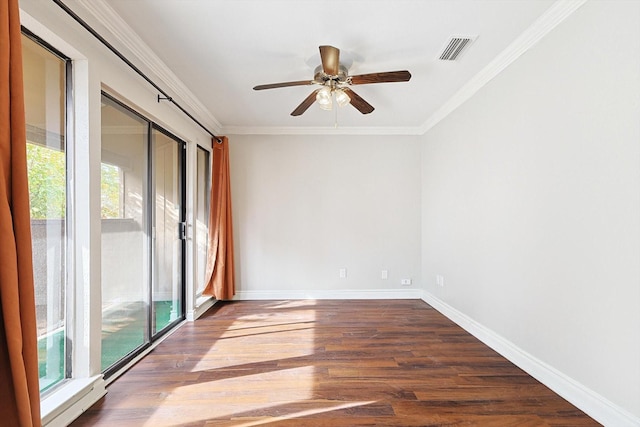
[152,128,184,335]
[100,95,150,372]
[195,147,211,297]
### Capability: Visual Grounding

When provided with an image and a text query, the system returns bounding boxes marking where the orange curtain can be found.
[202,136,235,300]
[0,0,43,426]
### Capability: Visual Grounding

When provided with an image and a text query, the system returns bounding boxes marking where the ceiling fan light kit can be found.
[315,87,350,111]
[253,45,411,117]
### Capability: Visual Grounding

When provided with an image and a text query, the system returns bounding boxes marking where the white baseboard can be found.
[235,288,424,300]
[187,296,217,321]
[421,291,640,427]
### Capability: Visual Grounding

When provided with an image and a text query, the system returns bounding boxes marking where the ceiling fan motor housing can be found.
[314,64,349,86]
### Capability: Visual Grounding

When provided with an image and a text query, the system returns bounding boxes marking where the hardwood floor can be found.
[71,300,600,426]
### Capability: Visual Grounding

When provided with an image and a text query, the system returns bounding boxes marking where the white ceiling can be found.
[67,0,568,135]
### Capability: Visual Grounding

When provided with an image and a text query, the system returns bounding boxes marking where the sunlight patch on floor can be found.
[229,400,379,427]
[141,301,323,426]
[142,365,318,426]
[191,302,318,372]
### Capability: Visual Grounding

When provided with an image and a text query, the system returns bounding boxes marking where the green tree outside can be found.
[101,163,121,218]
[27,143,122,219]
[26,143,65,219]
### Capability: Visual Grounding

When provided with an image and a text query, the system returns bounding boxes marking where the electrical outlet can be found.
[381,270,388,280]
[339,268,347,278]
[436,275,444,287]
[401,278,412,286]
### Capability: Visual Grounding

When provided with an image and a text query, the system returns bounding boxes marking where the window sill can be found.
[41,375,106,427]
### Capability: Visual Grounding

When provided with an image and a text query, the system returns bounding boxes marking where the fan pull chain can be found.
[334,92,339,128]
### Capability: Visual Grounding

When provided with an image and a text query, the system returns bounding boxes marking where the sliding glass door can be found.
[152,127,185,334]
[100,96,150,372]
[100,94,185,375]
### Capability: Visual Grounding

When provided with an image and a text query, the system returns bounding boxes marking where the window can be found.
[22,32,70,393]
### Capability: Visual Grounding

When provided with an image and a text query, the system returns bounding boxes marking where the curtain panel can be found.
[203,136,235,300]
[0,0,43,425]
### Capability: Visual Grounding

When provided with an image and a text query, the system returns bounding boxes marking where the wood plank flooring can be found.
[71,300,600,426]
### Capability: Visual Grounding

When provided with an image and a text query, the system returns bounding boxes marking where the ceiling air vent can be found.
[438,36,475,61]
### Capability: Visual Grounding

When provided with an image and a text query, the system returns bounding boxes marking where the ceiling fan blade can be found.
[253,80,314,90]
[291,89,320,116]
[349,70,412,85]
[319,45,340,76]
[343,88,374,114]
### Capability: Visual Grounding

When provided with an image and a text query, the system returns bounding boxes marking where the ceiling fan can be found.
[253,45,411,116]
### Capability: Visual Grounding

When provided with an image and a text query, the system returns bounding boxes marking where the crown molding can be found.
[72,0,585,138]
[74,0,222,133]
[418,0,588,134]
[221,125,425,136]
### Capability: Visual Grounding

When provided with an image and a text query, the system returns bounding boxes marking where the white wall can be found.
[421,0,639,421]
[229,134,422,299]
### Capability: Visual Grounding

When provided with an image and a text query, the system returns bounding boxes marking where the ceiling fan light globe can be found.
[335,89,350,107]
[316,87,333,110]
